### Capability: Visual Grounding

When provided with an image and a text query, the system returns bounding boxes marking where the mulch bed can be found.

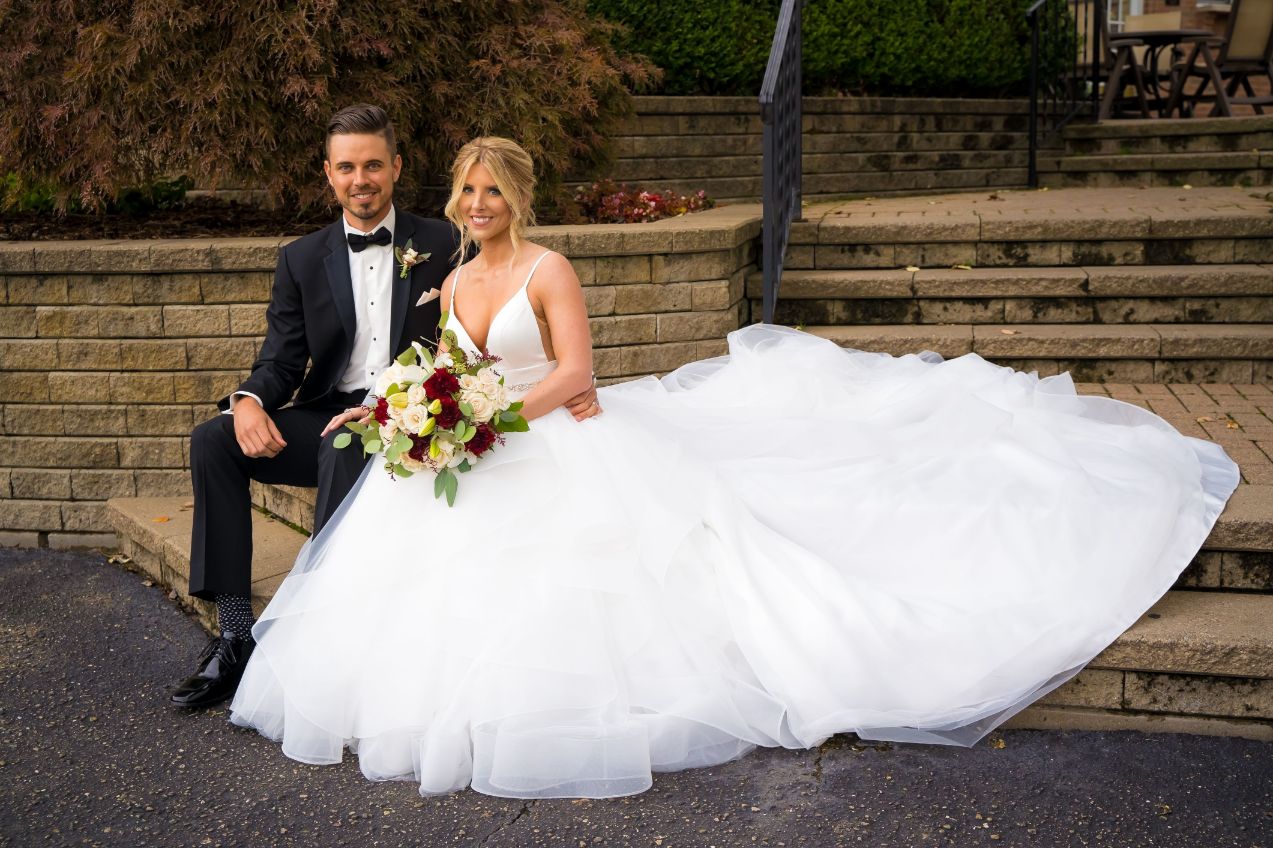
[0,198,334,241]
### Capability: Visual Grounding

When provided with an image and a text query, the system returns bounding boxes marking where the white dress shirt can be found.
[229,207,397,413]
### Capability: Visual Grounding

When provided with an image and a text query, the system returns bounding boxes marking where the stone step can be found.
[805,324,1273,383]
[750,266,1273,326]
[250,481,315,535]
[104,493,1273,738]
[614,132,1029,159]
[106,496,306,627]
[613,151,1028,183]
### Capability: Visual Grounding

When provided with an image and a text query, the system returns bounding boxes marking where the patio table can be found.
[1102,28,1215,119]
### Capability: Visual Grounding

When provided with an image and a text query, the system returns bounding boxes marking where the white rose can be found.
[431,435,457,466]
[462,388,497,423]
[400,404,432,435]
[378,421,398,446]
[374,363,406,396]
[458,373,481,392]
[433,352,455,369]
[406,384,427,406]
[478,367,503,391]
[400,454,428,473]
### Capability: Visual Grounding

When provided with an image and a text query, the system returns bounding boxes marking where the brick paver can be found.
[1078,383,1273,484]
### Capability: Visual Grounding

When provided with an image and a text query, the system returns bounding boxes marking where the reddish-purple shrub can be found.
[573,179,714,224]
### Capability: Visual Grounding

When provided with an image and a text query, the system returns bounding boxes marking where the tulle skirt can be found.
[229,325,1238,798]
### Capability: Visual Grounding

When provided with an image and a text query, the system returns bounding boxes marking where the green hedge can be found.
[590,0,1032,96]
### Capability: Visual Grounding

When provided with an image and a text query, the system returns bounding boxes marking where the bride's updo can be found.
[444,136,537,262]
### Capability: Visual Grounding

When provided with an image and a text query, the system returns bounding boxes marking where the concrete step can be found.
[106,496,306,627]
[751,265,1273,326]
[806,324,1273,382]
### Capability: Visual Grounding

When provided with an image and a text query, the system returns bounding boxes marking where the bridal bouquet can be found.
[334,320,529,506]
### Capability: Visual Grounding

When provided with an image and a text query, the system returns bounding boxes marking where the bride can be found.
[229,137,1239,799]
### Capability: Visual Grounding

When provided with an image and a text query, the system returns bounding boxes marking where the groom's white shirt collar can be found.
[342,205,396,240]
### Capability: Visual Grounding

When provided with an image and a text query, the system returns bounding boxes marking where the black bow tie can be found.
[347,227,392,252]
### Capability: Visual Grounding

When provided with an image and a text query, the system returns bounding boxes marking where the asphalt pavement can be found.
[1,548,1269,848]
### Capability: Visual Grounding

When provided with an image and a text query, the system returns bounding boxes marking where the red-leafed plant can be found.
[573,179,714,224]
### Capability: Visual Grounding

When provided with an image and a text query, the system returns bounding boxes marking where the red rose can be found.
[373,397,390,425]
[466,423,500,457]
[407,434,430,462]
[435,396,462,429]
[424,369,460,400]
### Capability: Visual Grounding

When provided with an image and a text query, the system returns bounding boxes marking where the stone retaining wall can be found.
[0,206,760,547]
[592,95,1032,202]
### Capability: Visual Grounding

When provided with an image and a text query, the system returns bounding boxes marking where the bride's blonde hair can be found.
[444,136,537,264]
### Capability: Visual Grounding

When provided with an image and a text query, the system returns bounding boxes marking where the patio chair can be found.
[1171,0,1273,116]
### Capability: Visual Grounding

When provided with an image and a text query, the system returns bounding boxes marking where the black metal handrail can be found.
[759,0,803,325]
[1027,0,1103,186]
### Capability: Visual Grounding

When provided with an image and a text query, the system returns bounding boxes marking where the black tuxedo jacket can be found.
[222,210,460,412]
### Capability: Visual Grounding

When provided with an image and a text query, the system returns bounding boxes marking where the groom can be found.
[171,104,596,708]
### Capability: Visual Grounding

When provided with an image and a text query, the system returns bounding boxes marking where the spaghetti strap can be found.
[521,251,552,292]
[448,264,463,314]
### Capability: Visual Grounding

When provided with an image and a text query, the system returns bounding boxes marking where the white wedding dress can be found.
[230,251,1239,799]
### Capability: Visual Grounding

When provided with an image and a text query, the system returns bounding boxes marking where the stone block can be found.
[972,325,1161,358]
[656,309,740,343]
[48,532,118,550]
[1064,240,1146,266]
[130,274,203,304]
[569,257,597,286]
[209,239,281,271]
[162,305,230,336]
[1057,359,1156,382]
[36,306,101,337]
[86,242,152,273]
[1004,298,1095,323]
[7,275,69,304]
[583,286,616,317]
[68,275,133,305]
[1221,551,1273,591]
[185,338,260,370]
[893,242,977,268]
[1145,239,1235,264]
[98,306,164,338]
[0,531,40,547]
[1039,669,1123,709]
[62,406,128,437]
[1093,298,1184,323]
[126,405,195,436]
[618,343,699,376]
[10,469,72,500]
[48,372,111,403]
[566,226,674,257]
[614,283,692,315]
[0,339,58,370]
[1177,551,1223,589]
[200,272,273,303]
[651,251,734,283]
[589,316,656,347]
[0,436,117,468]
[0,307,37,338]
[1235,239,1273,262]
[109,373,176,403]
[818,215,980,244]
[810,324,973,357]
[149,240,215,272]
[33,241,95,274]
[1157,325,1273,359]
[975,241,1063,266]
[0,499,63,531]
[7,404,66,436]
[0,244,36,273]
[228,305,267,336]
[0,373,49,403]
[62,500,112,532]
[135,469,192,497]
[173,372,243,404]
[1125,672,1273,719]
[1153,360,1256,383]
[918,299,1004,324]
[118,438,186,469]
[783,245,816,270]
[594,255,652,285]
[813,243,896,270]
[690,279,736,312]
[55,339,122,370]
[590,347,623,380]
[1184,297,1273,322]
[1086,264,1272,296]
[71,470,136,500]
[119,340,188,371]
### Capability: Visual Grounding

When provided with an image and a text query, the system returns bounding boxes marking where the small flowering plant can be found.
[333,315,529,506]
[395,238,430,279]
[573,179,714,224]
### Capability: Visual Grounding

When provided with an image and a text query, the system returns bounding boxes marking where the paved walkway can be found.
[1,549,1269,848]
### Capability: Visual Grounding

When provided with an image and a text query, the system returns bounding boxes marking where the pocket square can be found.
[416,287,441,307]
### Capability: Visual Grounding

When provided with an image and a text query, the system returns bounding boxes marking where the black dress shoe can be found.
[170,632,255,709]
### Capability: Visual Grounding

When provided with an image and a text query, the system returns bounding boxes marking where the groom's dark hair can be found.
[325,104,397,157]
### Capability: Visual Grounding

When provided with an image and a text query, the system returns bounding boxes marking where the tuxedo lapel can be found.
[323,223,356,345]
[389,212,417,356]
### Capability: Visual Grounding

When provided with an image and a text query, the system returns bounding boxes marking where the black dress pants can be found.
[188,393,370,600]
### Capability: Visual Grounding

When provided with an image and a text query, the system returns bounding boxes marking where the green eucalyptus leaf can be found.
[438,310,450,331]
[444,471,458,506]
[434,468,448,499]
[459,401,473,417]
[396,347,416,366]
[365,438,382,454]
[456,458,472,473]
[332,432,352,449]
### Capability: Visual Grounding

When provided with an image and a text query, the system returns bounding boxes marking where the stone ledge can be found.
[1063,115,1273,139]
[630,96,1031,116]
[1006,704,1273,741]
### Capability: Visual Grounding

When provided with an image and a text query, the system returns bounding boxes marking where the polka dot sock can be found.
[215,593,256,641]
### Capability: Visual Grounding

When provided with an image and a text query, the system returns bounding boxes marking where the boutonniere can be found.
[395,239,430,279]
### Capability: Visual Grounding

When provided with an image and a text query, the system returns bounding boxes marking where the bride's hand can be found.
[321,406,372,438]
[565,378,602,422]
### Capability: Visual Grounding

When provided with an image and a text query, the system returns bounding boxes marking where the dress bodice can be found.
[448,251,557,398]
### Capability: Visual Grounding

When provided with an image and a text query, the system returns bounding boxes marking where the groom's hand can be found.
[231,395,288,458]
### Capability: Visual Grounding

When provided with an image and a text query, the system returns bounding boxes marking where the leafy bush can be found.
[572,180,714,223]
[589,0,1031,96]
[0,1,656,213]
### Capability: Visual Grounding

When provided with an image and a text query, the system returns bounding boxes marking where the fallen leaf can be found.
[107,554,132,565]
[1037,186,1049,192]
[952,264,973,270]
[905,265,920,272]
[142,580,154,587]
[1226,420,1240,430]
[999,329,1019,335]
[1182,184,1193,190]
[989,737,1007,749]
[1196,416,1213,423]
[152,516,170,523]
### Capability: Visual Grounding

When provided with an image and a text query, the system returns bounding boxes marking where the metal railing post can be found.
[759,0,803,325]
